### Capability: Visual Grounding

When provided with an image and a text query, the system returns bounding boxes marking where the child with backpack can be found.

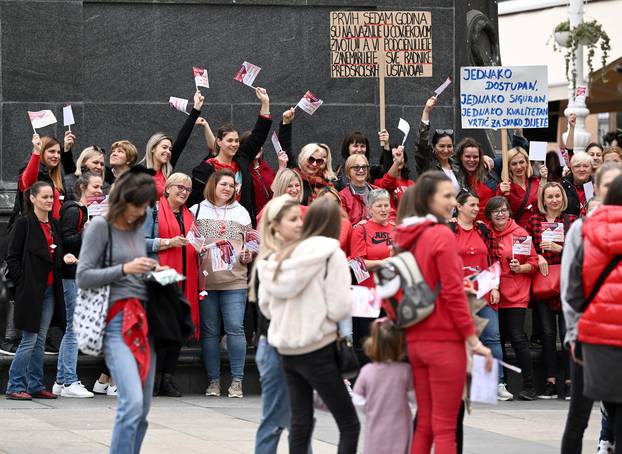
[352,317,414,454]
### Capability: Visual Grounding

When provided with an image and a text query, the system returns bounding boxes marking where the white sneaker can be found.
[106,385,118,396]
[52,382,63,396]
[597,440,615,454]
[497,383,514,401]
[92,380,108,394]
[61,382,95,398]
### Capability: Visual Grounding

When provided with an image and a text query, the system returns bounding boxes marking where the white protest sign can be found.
[297,91,323,115]
[470,356,499,405]
[63,105,75,128]
[475,262,501,299]
[271,131,282,154]
[460,66,548,129]
[193,66,210,89]
[528,141,547,161]
[234,61,261,87]
[541,222,564,243]
[512,235,532,257]
[169,97,189,115]
[397,118,410,146]
[434,76,452,96]
[584,181,594,202]
[351,285,381,318]
[28,110,57,130]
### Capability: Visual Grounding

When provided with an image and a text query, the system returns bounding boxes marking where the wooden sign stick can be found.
[378,35,386,134]
[501,129,510,182]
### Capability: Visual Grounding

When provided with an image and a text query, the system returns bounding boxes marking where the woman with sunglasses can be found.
[295,142,338,205]
[144,172,199,397]
[415,95,464,194]
[335,130,393,191]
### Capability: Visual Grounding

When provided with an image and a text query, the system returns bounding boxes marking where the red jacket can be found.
[579,207,622,348]
[488,219,538,309]
[250,161,276,216]
[19,153,63,220]
[469,176,495,223]
[394,219,476,343]
[497,177,541,229]
[373,173,415,209]
[340,184,380,225]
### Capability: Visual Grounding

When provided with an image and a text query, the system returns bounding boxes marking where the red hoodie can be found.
[488,219,538,309]
[394,219,476,343]
[19,153,63,220]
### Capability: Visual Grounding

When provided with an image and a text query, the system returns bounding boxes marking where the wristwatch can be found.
[164,239,171,247]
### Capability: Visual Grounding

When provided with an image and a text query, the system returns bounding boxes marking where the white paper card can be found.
[86,195,108,217]
[271,131,282,154]
[434,76,452,96]
[528,141,547,161]
[63,106,75,127]
[512,235,532,256]
[557,148,567,167]
[28,110,57,129]
[297,91,323,115]
[169,97,189,115]
[349,257,370,283]
[234,61,261,87]
[397,118,410,146]
[351,285,381,318]
[475,262,501,299]
[193,66,210,89]
[470,356,499,405]
[584,181,594,202]
[541,222,564,243]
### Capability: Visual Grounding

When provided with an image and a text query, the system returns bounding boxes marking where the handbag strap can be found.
[585,255,622,306]
[102,222,113,268]
[513,179,533,221]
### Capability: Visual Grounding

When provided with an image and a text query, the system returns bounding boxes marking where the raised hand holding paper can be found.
[528,141,547,161]
[169,96,189,115]
[28,110,57,132]
[297,91,323,115]
[397,118,410,146]
[234,61,261,88]
[434,76,452,96]
[63,105,75,130]
[193,66,210,90]
[271,131,282,154]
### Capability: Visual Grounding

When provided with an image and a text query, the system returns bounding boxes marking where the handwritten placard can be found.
[460,66,548,129]
[330,11,433,78]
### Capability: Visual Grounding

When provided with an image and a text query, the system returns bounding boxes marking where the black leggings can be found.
[281,343,360,454]
[155,339,182,375]
[561,357,594,454]
[535,301,569,380]
[602,403,622,454]
[499,308,534,389]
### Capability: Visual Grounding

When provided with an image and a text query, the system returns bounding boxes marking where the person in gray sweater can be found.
[76,168,158,454]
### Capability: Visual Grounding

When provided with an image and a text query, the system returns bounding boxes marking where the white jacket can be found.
[257,236,352,355]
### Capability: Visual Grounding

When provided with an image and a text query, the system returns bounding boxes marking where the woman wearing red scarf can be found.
[144,173,199,397]
[295,143,338,205]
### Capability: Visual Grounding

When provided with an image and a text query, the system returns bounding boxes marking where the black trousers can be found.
[561,358,594,454]
[281,343,360,454]
[155,339,182,375]
[499,308,534,389]
[535,301,569,380]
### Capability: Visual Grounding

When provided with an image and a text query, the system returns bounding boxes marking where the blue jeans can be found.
[200,289,247,380]
[104,311,156,454]
[338,318,353,341]
[477,305,505,382]
[56,279,79,385]
[6,286,55,394]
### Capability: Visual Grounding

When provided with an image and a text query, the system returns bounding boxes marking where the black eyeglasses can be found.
[351,165,370,172]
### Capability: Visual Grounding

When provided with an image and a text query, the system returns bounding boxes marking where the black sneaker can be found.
[159,378,182,398]
[538,382,558,399]
[518,388,538,401]
[0,339,19,356]
[564,382,571,401]
[44,340,59,356]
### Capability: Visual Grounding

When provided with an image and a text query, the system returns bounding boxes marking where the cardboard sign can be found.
[351,285,381,318]
[234,61,261,87]
[349,257,370,283]
[541,222,564,243]
[512,235,532,256]
[63,105,75,127]
[193,66,210,89]
[169,96,189,115]
[297,91,323,115]
[86,195,108,217]
[460,66,548,129]
[28,110,57,129]
[528,141,547,161]
[434,75,452,95]
[397,118,410,146]
[329,11,433,78]
[271,131,283,154]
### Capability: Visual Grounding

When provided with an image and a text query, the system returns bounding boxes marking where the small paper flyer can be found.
[63,105,75,127]
[475,262,501,299]
[86,195,108,217]
[351,285,381,318]
[243,229,261,253]
[209,240,236,272]
[186,223,206,252]
[434,75,452,96]
[541,222,564,243]
[349,257,370,284]
[470,356,499,405]
[271,131,282,154]
[234,61,261,87]
[169,96,189,115]
[193,66,210,89]
[297,90,323,115]
[512,235,532,256]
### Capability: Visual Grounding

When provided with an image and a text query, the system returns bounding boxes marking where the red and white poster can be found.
[86,195,108,218]
[234,61,261,87]
[243,229,261,253]
[541,222,564,243]
[512,235,532,257]
[297,91,323,115]
[169,96,189,115]
[351,285,381,318]
[349,257,370,284]
[28,110,57,129]
[271,131,282,154]
[193,66,210,89]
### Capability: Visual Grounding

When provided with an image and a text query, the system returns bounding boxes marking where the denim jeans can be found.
[200,289,247,381]
[6,286,55,394]
[56,279,79,385]
[104,311,156,454]
[337,318,353,340]
[477,305,505,383]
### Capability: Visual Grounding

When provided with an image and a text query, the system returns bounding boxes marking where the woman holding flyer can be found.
[485,196,538,400]
[526,182,577,400]
[561,152,593,218]
[144,172,199,397]
[497,147,548,229]
[295,143,338,205]
[143,91,204,197]
[189,170,252,399]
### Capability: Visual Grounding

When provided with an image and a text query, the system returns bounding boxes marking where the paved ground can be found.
[0,394,603,453]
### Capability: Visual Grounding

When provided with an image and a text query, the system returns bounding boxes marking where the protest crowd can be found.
[2,76,622,454]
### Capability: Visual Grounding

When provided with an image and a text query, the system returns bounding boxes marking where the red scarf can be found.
[157,195,200,339]
[106,298,151,385]
[295,168,333,204]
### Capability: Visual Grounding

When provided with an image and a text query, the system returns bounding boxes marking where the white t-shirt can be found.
[442,167,461,194]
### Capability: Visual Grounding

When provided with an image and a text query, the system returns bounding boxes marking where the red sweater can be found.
[394,220,476,343]
[19,153,62,220]
[497,177,541,229]
[468,176,495,223]
[349,220,395,288]
[373,173,415,209]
